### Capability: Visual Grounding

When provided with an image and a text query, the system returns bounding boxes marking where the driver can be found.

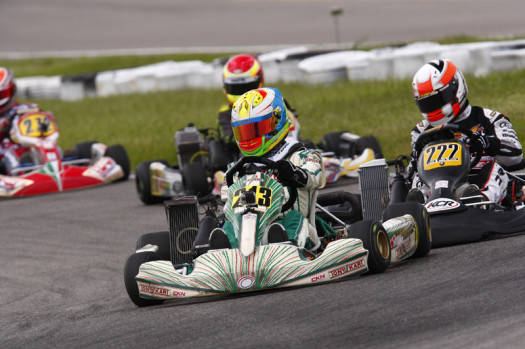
[219,54,300,141]
[0,67,44,174]
[408,59,523,204]
[209,87,325,251]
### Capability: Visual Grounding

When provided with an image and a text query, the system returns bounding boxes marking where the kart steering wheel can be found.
[225,156,298,213]
[414,124,483,170]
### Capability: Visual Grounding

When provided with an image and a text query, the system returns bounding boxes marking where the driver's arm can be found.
[288,149,325,191]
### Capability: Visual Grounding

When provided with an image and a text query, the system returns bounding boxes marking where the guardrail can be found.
[15,39,525,101]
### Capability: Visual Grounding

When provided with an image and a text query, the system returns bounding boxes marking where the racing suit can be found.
[0,103,41,174]
[221,139,326,251]
[411,104,523,203]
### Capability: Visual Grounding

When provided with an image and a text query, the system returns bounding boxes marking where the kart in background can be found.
[134,124,383,205]
[124,156,430,307]
[385,124,525,247]
[0,110,130,197]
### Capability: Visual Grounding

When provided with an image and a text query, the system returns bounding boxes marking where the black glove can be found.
[275,160,308,188]
[474,132,500,156]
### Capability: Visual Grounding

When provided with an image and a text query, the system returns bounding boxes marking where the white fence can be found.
[15,39,525,101]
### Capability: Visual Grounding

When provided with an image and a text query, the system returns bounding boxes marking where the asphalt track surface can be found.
[1,0,525,56]
[2,178,525,348]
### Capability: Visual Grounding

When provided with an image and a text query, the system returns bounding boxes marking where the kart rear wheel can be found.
[182,162,211,196]
[356,136,382,158]
[136,231,170,260]
[135,160,169,205]
[347,220,390,274]
[383,202,432,258]
[319,131,347,155]
[105,144,130,180]
[124,251,165,307]
[73,140,98,159]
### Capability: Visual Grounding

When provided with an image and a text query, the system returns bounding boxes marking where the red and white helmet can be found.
[412,59,468,126]
[0,67,16,115]
[222,54,264,106]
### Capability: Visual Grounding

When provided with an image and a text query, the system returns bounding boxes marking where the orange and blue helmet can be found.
[231,88,289,157]
[223,54,264,106]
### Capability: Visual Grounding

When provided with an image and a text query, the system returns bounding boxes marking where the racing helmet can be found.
[412,59,468,126]
[231,87,289,157]
[0,67,16,115]
[223,54,264,106]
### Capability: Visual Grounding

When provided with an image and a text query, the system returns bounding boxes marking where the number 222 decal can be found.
[231,185,273,209]
[423,142,462,170]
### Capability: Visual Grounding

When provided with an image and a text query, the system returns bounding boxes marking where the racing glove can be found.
[275,160,308,188]
[474,132,501,156]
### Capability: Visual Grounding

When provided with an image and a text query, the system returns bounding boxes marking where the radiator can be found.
[164,196,200,267]
[358,159,390,221]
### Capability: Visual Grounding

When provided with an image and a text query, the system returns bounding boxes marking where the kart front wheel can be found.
[73,140,98,159]
[105,144,131,181]
[182,162,211,196]
[347,220,391,274]
[383,202,432,258]
[135,160,169,205]
[124,251,165,307]
[136,231,170,260]
[355,136,382,158]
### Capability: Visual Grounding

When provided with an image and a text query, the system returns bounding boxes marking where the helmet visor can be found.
[232,115,275,142]
[415,79,458,114]
[224,76,261,96]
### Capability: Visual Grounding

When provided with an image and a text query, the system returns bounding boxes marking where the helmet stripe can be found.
[440,61,457,85]
[417,77,434,95]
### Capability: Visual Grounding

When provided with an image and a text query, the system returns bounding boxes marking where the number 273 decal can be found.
[423,142,462,170]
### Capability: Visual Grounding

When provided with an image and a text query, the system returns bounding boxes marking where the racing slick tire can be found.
[182,162,211,196]
[136,231,171,260]
[347,220,391,274]
[124,251,165,307]
[135,160,169,205]
[355,136,383,158]
[105,144,131,181]
[73,140,98,159]
[319,131,347,155]
[383,202,432,258]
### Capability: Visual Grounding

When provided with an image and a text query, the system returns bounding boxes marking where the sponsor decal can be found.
[390,235,404,248]
[173,291,186,297]
[311,274,326,283]
[329,260,365,279]
[237,275,255,289]
[425,198,460,212]
[140,284,170,296]
[435,180,448,189]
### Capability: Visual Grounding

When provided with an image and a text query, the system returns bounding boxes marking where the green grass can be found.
[3,37,524,170]
[21,68,525,170]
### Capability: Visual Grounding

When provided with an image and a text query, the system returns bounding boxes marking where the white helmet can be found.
[412,59,468,126]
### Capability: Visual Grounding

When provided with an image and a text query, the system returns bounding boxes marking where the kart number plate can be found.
[423,142,462,170]
[18,112,57,138]
[231,185,272,209]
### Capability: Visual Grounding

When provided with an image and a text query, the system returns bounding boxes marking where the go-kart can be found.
[0,110,130,197]
[134,124,382,205]
[318,131,383,183]
[124,156,431,307]
[386,123,525,247]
